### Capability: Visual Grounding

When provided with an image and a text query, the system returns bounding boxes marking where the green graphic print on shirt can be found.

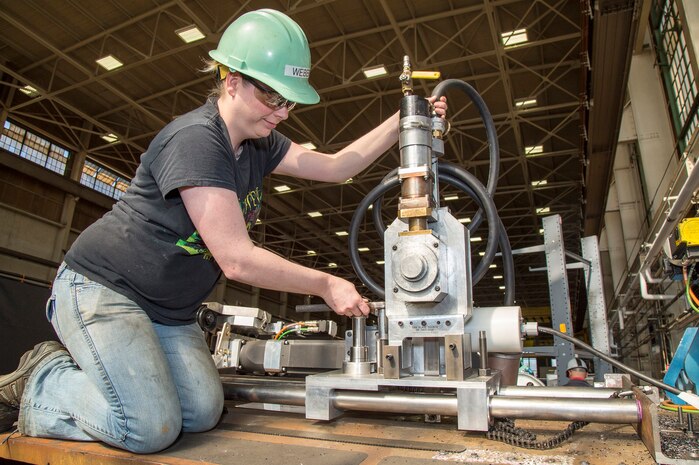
[175,187,262,259]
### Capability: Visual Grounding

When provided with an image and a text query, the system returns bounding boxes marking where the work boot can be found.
[0,341,66,409]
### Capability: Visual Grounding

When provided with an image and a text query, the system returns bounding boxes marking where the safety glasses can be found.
[241,74,297,111]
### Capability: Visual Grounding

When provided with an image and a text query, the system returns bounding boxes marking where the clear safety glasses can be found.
[241,74,297,111]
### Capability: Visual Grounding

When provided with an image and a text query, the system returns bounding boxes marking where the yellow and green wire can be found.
[683,264,699,313]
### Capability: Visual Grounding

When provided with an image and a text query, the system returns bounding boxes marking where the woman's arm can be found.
[273,97,447,183]
[180,185,369,317]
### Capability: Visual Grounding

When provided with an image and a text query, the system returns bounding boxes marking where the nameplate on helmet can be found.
[285,65,310,78]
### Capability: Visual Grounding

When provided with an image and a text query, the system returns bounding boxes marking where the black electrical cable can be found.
[349,177,400,298]
[537,326,683,395]
[432,79,499,230]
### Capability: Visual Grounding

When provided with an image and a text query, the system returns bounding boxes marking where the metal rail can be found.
[222,377,640,424]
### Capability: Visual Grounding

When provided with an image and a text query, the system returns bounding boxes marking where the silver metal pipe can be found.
[489,396,640,424]
[222,383,306,406]
[499,386,620,399]
[222,380,640,424]
[479,330,488,369]
[334,391,456,416]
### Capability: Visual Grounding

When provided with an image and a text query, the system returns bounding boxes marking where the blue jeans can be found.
[19,263,224,453]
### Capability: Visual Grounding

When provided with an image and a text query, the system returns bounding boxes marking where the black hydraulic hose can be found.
[349,177,401,298]
[436,173,498,283]
[537,326,682,395]
[432,79,499,230]
[439,173,514,305]
[350,170,515,304]
[354,167,497,286]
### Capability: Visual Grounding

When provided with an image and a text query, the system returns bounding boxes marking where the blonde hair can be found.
[202,59,227,97]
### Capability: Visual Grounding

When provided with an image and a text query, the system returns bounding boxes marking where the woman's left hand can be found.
[428,95,448,118]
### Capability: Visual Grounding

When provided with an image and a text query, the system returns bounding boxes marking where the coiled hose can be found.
[348,79,515,305]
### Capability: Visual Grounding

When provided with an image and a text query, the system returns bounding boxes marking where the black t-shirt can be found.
[65,98,290,324]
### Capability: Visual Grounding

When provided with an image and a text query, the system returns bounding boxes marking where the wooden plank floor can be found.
[0,401,657,465]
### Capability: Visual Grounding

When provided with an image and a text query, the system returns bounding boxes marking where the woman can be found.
[0,9,447,453]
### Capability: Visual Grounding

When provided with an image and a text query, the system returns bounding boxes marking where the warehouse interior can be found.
[1,0,698,464]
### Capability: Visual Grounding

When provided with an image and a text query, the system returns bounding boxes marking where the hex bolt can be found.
[435,286,441,292]
[393,287,399,293]
[433,242,439,248]
[449,343,456,350]
[283,340,289,345]
[421,320,427,327]
[398,321,404,327]
[392,245,398,251]
[385,354,393,360]
[446,320,451,326]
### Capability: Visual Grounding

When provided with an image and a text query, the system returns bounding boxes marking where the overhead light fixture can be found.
[499,286,506,290]
[376,260,385,265]
[539,228,545,234]
[358,247,370,252]
[515,97,537,108]
[489,264,497,268]
[493,275,503,280]
[256,219,262,225]
[175,25,205,43]
[274,184,291,192]
[20,85,39,97]
[536,207,550,215]
[328,262,338,268]
[501,28,528,47]
[444,195,459,201]
[96,55,123,71]
[470,236,482,242]
[478,251,485,256]
[101,133,119,143]
[362,65,388,79]
[525,145,544,156]
[308,211,323,218]
[335,231,349,236]
[345,178,353,184]
[300,141,316,150]
[458,217,471,224]
[531,180,548,187]
[307,250,316,256]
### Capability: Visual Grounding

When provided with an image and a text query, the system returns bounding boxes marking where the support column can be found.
[581,236,613,380]
[627,49,678,219]
[279,291,289,319]
[52,194,78,263]
[603,184,627,294]
[251,287,260,308]
[542,215,575,384]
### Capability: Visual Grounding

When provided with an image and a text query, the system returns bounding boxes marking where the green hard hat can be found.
[209,9,320,105]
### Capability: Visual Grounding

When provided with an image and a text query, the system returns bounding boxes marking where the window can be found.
[80,160,130,200]
[0,120,70,174]
[652,0,699,150]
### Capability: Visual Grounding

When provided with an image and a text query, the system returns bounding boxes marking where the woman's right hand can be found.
[322,276,369,317]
